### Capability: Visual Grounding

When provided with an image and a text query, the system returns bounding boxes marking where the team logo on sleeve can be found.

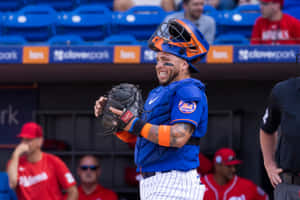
[65,172,75,184]
[262,108,269,124]
[178,101,197,113]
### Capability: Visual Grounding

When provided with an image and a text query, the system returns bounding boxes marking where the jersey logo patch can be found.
[178,101,196,114]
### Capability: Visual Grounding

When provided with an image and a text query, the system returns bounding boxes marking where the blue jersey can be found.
[135,78,208,172]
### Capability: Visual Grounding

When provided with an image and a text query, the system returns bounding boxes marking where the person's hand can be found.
[13,143,29,158]
[94,96,107,117]
[109,107,135,131]
[265,161,283,188]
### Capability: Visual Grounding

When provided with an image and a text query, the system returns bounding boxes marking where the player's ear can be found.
[181,60,189,72]
[39,138,44,147]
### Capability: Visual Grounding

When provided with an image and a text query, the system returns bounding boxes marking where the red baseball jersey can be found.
[201,174,269,200]
[78,184,118,200]
[10,153,76,200]
[251,13,300,44]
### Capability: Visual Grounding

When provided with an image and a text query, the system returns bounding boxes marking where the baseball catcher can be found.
[95,18,210,200]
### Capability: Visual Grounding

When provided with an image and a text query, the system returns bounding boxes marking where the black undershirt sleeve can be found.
[260,87,281,134]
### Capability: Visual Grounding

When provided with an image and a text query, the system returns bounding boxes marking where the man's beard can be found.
[190,9,202,20]
[160,70,179,86]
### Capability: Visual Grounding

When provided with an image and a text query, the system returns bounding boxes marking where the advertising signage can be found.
[50,46,114,63]
[234,45,299,63]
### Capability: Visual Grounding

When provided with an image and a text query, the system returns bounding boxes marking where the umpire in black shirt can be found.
[260,77,300,200]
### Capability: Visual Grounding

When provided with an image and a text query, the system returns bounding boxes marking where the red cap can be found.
[213,148,242,166]
[17,122,43,139]
[260,0,284,7]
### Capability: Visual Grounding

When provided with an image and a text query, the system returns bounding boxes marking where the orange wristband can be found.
[158,125,171,147]
[140,123,152,138]
[140,124,171,147]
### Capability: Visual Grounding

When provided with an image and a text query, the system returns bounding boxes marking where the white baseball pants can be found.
[140,169,206,200]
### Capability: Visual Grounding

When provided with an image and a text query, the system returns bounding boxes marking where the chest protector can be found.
[135,78,208,172]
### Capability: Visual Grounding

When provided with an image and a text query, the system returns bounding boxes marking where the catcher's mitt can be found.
[100,83,143,134]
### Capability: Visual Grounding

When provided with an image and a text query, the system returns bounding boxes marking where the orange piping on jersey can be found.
[170,119,198,126]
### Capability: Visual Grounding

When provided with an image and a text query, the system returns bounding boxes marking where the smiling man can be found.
[95,18,210,200]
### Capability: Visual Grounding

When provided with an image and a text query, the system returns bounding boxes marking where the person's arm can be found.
[7,143,29,189]
[204,17,216,44]
[260,129,282,187]
[112,108,194,148]
[139,122,194,148]
[251,18,261,44]
[52,156,77,199]
[108,86,204,148]
[65,185,78,200]
[260,84,282,187]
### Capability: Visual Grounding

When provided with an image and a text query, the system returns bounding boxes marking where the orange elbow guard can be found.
[115,131,137,144]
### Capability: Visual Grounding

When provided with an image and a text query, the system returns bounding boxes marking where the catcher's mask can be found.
[148,18,209,73]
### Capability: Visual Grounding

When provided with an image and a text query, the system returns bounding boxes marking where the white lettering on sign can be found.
[53,50,109,61]
[120,50,135,59]
[213,50,228,59]
[0,105,19,125]
[29,50,44,59]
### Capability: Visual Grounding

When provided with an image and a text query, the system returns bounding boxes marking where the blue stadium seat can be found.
[203,4,218,19]
[112,6,166,40]
[283,0,300,20]
[100,34,140,45]
[26,0,78,11]
[0,35,27,45]
[214,34,249,45]
[0,172,17,200]
[79,0,113,10]
[0,0,25,12]
[48,34,84,45]
[2,5,57,42]
[284,0,300,9]
[56,4,112,41]
[217,4,261,38]
[284,7,300,20]
[235,4,261,14]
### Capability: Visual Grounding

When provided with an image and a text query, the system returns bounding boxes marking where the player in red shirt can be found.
[6,122,78,200]
[251,0,300,45]
[201,148,269,200]
[77,155,118,200]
